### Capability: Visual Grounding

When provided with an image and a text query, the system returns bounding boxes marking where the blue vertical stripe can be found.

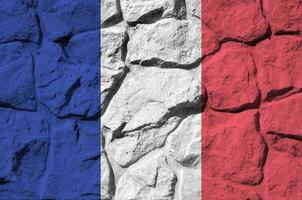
[0,0,100,199]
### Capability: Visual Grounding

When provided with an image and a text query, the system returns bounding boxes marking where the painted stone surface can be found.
[202,0,302,199]
[101,0,202,199]
[0,0,100,199]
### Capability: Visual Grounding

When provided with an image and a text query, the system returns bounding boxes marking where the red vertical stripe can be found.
[202,0,302,199]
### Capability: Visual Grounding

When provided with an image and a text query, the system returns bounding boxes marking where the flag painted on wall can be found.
[202,0,302,199]
[0,0,100,199]
[0,0,301,199]
[101,0,201,199]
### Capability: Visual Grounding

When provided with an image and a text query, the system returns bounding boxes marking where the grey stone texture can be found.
[101,0,202,199]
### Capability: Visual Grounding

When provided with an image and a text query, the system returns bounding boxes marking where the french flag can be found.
[0,0,301,199]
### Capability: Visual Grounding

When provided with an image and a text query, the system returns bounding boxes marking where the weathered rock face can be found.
[177,169,201,200]
[202,0,302,199]
[203,43,259,112]
[101,150,114,200]
[127,19,201,68]
[203,110,266,185]
[203,0,268,43]
[203,179,262,200]
[166,114,201,200]
[101,73,201,194]
[39,0,99,35]
[260,93,302,138]
[166,114,201,169]
[115,153,177,200]
[186,0,200,19]
[101,0,201,199]
[263,0,302,34]
[120,0,174,23]
[253,36,302,101]
[101,0,122,27]
[36,41,100,118]
[0,1,39,44]
[101,26,128,114]
[202,23,220,58]
[0,0,100,199]
[265,127,302,200]
[266,151,302,200]
[103,67,200,133]
[0,43,36,110]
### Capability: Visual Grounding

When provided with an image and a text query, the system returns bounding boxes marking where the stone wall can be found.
[0,0,100,199]
[101,0,201,199]
[202,0,302,199]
